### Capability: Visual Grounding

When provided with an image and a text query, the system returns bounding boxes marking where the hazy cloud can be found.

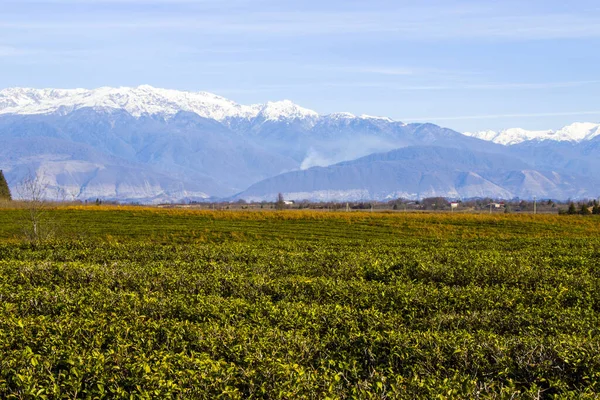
[0,46,30,57]
[403,110,600,122]
[2,7,600,40]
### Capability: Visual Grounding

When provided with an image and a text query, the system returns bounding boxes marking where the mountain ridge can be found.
[0,85,384,124]
[235,146,598,202]
[4,85,598,145]
[464,122,600,145]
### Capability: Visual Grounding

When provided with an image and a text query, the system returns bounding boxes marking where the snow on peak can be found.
[555,122,600,141]
[0,85,407,125]
[327,112,356,120]
[463,128,553,145]
[0,86,323,122]
[359,114,394,122]
[464,122,600,145]
[257,100,319,121]
[0,85,261,120]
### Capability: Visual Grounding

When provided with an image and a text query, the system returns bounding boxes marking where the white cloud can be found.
[0,46,30,57]
[402,111,600,122]
[2,7,600,40]
[5,0,249,3]
[208,79,600,94]
[350,67,415,76]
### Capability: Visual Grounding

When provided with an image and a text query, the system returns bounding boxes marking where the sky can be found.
[1,0,600,132]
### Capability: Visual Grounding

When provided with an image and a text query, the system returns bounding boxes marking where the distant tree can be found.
[567,202,578,215]
[422,197,448,211]
[580,203,591,215]
[275,193,285,210]
[0,170,11,201]
[593,204,600,215]
[519,200,529,212]
[17,172,55,243]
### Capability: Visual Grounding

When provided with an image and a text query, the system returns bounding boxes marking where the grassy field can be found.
[1,207,600,398]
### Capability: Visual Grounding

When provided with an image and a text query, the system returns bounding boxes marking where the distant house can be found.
[283,200,295,205]
[488,203,503,208]
[450,202,459,209]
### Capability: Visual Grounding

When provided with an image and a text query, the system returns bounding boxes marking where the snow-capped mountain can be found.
[0,85,402,127]
[256,100,319,122]
[464,122,600,145]
[0,85,320,122]
[1,85,599,202]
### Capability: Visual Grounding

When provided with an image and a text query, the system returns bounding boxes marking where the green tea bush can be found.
[0,209,599,398]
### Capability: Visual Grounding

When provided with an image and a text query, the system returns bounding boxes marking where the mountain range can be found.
[236,146,599,202]
[464,123,600,145]
[0,85,598,202]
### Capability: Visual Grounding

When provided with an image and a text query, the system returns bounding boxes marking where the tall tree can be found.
[0,170,11,201]
[580,203,591,215]
[275,193,285,210]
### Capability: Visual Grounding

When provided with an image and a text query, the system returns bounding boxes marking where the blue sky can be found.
[1,0,600,132]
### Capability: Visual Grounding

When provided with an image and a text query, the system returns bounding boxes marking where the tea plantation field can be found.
[1,207,600,398]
